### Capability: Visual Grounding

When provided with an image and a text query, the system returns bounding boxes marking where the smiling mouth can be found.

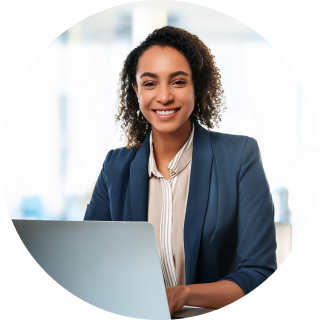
[152,108,181,115]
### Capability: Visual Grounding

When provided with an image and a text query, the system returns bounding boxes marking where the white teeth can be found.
[155,109,177,115]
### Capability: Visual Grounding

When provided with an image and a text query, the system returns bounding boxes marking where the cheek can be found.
[139,91,154,108]
[180,92,195,110]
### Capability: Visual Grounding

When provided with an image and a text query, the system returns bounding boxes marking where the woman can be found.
[84,26,277,314]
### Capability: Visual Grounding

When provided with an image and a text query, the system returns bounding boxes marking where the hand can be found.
[165,285,190,315]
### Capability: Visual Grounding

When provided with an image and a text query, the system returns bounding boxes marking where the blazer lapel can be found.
[184,120,214,285]
[129,130,151,222]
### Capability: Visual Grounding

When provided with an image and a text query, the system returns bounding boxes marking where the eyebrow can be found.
[139,71,189,79]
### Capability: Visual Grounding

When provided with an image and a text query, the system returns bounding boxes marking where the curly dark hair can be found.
[116,26,225,149]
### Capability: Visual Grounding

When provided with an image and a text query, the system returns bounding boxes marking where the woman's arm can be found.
[166,281,245,314]
[185,280,245,308]
[167,137,277,314]
[218,137,277,293]
[84,149,114,221]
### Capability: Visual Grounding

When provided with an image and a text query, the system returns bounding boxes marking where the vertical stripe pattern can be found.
[148,123,194,287]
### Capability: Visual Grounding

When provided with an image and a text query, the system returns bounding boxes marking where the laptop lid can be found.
[12,220,171,320]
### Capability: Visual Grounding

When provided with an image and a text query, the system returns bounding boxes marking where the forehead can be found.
[136,46,191,75]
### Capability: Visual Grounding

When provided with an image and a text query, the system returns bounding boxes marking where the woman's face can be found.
[133,45,195,134]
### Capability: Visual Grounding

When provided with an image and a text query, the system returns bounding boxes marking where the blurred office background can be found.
[1,1,319,248]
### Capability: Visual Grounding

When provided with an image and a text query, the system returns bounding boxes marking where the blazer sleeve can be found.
[83,149,114,221]
[218,137,277,294]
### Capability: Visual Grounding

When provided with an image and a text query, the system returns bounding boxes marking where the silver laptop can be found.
[12,220,171,320]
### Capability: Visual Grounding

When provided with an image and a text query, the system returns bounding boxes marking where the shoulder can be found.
[103,146,138,166]
[209,131,258,148]
[209,130,250,145]
[101,146,138,176]
[208,131,259,155]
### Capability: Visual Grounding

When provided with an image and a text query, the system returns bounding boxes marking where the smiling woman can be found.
[132,46,196,181]
[133,46,194,134]
[116,26,224,149]
[84,26,277,315]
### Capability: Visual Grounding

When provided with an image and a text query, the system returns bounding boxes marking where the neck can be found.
[151,118,192,164]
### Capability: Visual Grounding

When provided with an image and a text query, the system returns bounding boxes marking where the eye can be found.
[143,82,156,87]
[173,80,186,85]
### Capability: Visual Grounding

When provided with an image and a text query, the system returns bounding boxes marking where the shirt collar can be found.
[148,123,194,178]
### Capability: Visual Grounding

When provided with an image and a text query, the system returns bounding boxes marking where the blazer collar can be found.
[184,120,213,284]
[129,119,214,283]
[129,129,151,221]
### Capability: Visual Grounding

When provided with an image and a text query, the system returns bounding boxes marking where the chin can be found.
[150,119,189,134]
[151,124,178,134]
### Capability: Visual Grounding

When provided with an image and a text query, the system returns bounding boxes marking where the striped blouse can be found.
[147,123,194,287]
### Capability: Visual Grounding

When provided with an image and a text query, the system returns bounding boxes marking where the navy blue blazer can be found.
[84,119,277,295]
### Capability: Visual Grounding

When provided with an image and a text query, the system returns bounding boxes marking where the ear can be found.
[132,82,138,97]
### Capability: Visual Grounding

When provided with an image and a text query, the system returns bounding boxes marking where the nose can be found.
[156,85,174,105]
